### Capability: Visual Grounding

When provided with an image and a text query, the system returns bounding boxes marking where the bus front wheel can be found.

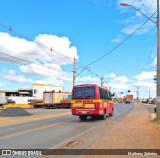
[79,116,87,121]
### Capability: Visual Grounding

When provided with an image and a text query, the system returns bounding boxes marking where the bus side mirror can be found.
[112,92,115,97]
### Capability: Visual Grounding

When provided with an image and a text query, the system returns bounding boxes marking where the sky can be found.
[0,0,158,99]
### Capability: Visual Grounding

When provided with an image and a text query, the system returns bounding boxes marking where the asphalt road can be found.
[143,104,155,113]
[0,103,134,157]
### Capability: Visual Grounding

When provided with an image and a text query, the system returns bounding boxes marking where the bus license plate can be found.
[81,111,87,114]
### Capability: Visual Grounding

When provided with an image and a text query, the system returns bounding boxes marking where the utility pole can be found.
[120,1,160,118]
[73,58,76,87]
[137,86,139,101]
[157,0,160,119]
[100,77,104,87]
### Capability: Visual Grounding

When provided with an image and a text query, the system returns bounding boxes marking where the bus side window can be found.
[99,88,103,99]
[99,88,105,99]
[102,89,105,99]
[104,90,108,100]
[109,91,112,100]
[105,90,109,100]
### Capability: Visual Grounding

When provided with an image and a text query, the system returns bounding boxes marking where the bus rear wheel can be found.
[109,109,114,116]
[99,110,106,120]
[79,116,87,121]
[99,115,105,120]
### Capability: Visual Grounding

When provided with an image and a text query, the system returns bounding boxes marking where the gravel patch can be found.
[0,107,31,117]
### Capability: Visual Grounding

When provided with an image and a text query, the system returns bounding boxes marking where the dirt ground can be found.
[0,110,71,127]
[78,104,160,158]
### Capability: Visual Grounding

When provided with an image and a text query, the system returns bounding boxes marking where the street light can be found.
[73,65,90,86]
[75,66,90,77]
[120,1,160,119]
[120,2,128,6]
[120,3,156,24]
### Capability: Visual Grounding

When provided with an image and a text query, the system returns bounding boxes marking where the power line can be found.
[0,21,104,80]
[0,57,73,81]
[76,60,101,78]
[0,51,73,72]
[77,74,95,84]
[0,22,75,63]
[145,33,156,68]
[77,11,157,69]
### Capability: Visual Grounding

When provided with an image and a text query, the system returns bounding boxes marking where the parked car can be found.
[7,99,15,104]
[125,100,130,104]
[150,98,156,104]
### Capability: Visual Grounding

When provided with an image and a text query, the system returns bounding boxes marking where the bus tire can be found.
[109,109,114,116]
[79,116,87,121]
[99,109,106,120]
[91,115,98,120]
[99,115,105,120]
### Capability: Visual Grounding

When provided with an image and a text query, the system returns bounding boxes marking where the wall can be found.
[0,92,6,103]
[32,84,64,100]
[7,96,36,104]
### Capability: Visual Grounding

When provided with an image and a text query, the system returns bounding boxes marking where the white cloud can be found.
[121,23,154,35]
[132,81,156,98]
[34,80,46,84]
[7,70,16,75]
[110,83,130,90]
[43,77,64,86]
[0,32,38,63]
[111,38,122,43]
[77,76,100,82]
[19,62,73,82]
[133,81,153,88]
[34,34,78,64]
[121,16,136,24]
[0,32,79,85]
[0,83,5,87]
[104,72,116,78]
[3,70,34,83]
[135,71,156,81]
[151,54,155,58]
[0,32,78,65]
[118,0,156,35]
[19,62,62,77]
[109,73,116,78]
[103,71,156,98]
[147,57,157,69]
[118,0,156,15]
[113,76,129,83]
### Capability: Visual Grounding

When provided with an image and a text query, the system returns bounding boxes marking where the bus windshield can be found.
[73,86,95,99]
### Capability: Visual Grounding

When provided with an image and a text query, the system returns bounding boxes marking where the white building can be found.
[32,84,64,100]
[0,84,64,105]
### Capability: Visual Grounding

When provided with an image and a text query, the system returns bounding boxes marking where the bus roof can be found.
[73,84,98,87]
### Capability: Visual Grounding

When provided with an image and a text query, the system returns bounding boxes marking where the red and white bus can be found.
[71,84,114,120]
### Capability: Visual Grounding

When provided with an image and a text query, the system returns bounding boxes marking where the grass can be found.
[139,102,155,106]
[152,117,160,124]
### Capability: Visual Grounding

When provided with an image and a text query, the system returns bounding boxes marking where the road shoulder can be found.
[79,103,160,157]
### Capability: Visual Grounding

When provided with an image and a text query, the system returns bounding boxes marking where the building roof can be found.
[18,88,32,91]
[32,84,63,87]
[0,90,18,93]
